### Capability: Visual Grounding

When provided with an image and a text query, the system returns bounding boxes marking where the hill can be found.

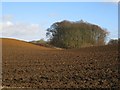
[1,38,54,50]
[2,38,119,89]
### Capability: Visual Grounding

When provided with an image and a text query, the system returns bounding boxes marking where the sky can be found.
[1,0,120,2]
[0,2,118,41]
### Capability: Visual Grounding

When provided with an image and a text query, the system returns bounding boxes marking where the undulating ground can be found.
[1,38,119,89]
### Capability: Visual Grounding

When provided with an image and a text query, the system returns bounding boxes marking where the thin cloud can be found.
[48,13,58,18]
[2,15,13,22]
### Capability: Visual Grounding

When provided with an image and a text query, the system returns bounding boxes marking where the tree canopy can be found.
[46,20,109,49]
[108,39,118,45]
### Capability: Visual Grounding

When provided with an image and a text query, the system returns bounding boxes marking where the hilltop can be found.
[1,38,54,50]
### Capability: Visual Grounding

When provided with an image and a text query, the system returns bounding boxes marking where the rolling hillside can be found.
[2,38,119,89]
[1,38,54,50]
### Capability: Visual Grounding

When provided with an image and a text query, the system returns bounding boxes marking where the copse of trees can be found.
[46,20,109,49]
[108,39,118,45]
[30,39,46,44]
[29,39,53,48]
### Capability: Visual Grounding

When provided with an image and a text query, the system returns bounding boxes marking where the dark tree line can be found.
[108,38,119,45]
[46,20,109,49]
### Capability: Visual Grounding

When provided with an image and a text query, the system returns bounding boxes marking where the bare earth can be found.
[2,38,119,89]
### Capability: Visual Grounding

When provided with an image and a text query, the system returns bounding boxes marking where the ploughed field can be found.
[2,38,119,88]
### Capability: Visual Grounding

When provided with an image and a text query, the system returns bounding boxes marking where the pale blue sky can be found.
[1,2,118,41]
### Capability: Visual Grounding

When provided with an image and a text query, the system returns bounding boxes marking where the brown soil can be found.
[2,38,119,89]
